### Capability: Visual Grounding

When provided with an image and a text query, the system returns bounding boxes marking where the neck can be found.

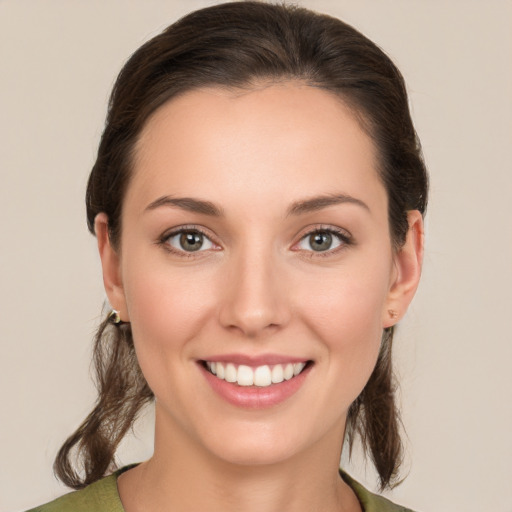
[118,408,361,512]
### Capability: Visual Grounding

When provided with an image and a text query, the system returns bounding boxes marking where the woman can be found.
[28,2,427,511]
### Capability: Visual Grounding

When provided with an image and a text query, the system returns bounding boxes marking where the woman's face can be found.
[98,82,421,466]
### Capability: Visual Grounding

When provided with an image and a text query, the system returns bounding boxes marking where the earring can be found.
[388,309,398,319]
[109,309,121,324]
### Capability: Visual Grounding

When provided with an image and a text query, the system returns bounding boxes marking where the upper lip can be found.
[200,353,311,366]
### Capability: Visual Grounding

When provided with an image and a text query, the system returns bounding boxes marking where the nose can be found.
[218,245,290,338]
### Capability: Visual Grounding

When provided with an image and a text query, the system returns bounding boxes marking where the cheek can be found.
[316,280,384,362]
[120,258,217,381]
[297,259,391,339]
[295,261,391,394]
[124,253,213,328]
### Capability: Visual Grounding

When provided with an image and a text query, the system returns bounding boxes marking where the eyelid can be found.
[291,224,353,254]
[158,225,221,256]
[156,223,351,257]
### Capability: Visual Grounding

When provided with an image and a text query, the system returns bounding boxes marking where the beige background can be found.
[1,1,511,511]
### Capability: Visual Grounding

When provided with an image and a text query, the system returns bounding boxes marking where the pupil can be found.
[310,232,332,251]
[180,231,203,251]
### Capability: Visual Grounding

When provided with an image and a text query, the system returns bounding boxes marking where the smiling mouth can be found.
[202,361,312,388]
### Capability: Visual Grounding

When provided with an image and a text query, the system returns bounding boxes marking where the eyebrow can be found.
[144,196,224,216]
[287,194,370,216]
[144,193,369,217]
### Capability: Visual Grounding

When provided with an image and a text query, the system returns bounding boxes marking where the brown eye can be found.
[309,232,333,251]
[180,231,204,251]
[167,230,214,252]
[297,229,345,253]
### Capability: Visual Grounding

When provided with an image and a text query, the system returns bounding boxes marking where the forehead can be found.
[127,82,385,216]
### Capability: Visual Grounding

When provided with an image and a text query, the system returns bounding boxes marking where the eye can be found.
[296,229,348,253]
[165,229,215,253]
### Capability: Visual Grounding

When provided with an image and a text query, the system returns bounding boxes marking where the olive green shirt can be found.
[26,466,415,512]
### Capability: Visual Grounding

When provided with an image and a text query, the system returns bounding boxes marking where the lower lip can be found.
[200,363,312,409]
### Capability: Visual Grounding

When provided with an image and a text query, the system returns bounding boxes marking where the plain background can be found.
[1,1,511,511]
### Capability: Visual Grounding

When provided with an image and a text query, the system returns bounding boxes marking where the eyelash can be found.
[158,225,219,258]
[293,225,353,258]
[157,225,352,258]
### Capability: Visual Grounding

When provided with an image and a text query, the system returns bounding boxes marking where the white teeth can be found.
[254,365,272,387]
[206,361,307,387]
[271,364,284,384]
[293,362,306,376]
[225,363,237,383]
[237,365,254,386]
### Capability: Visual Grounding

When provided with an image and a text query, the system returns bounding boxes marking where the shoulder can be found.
[341,470,417,512]
[24,472,124,512]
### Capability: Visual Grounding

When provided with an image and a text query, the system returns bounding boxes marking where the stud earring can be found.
[388,309,398,319]
[109,309,121,324]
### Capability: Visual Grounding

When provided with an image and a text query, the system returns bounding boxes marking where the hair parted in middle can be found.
[55,0,428,492]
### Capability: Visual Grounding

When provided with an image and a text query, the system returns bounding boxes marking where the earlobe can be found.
[94,213,129,322]
[383,210,424,328]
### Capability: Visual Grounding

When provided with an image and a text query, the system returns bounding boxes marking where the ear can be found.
[382,210,424,328]
[94,213,129,322]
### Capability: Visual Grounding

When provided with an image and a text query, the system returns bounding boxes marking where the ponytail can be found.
[345,326,404,490]
[53,317,153,489]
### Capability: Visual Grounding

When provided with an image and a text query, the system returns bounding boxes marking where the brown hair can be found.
[55,1,428,491]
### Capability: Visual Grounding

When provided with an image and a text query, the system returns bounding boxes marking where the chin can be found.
[198,417,332,468]
[209,437,299,467]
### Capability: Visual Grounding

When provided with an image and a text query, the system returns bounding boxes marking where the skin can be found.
[96,82,423,512]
